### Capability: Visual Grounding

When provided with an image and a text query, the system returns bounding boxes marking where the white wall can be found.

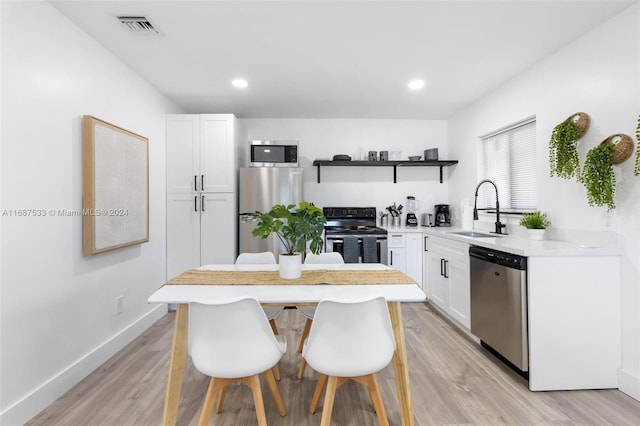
[240,119,451,218]
[0,2,179,424]
[448,4,640,400]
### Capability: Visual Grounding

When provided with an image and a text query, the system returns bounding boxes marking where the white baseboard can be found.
[0,305,167,426]
[618,368,640,401]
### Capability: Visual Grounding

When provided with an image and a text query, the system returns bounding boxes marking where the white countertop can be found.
[422,227,620,257]
[382,225,426,233]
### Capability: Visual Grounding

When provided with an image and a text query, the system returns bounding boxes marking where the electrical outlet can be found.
[603,211,617,232]
[115,296,124,315]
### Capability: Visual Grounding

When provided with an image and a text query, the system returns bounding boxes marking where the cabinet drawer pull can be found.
[201,175,204,191]
[194,175,197,192]
[424,236,428,251]
[194,195,198,212]
[444,259,449,278]
[390,251,393,265]
[201,195,205,211]
[440,258,445,276]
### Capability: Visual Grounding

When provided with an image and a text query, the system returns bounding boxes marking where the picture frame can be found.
[82,115,149,256]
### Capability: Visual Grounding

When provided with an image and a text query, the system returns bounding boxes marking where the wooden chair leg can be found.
[198,377,218,426]
[268,318,282,381]
[269,318,279,335]
[320,375,339,426]
[297,357,307,379]
[297,318,312,352]
[264,368,287,417]
[198,378,237,426]
[242,375,268,426]
[309,373,327,414]
[366,374,389,426]
[215,388,226,414]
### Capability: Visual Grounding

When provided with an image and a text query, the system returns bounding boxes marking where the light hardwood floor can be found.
[27,303,640,425]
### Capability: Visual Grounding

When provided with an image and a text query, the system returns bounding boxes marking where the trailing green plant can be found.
[519,211,551,229]
[634,114,639,176]
[581,143,616,211]
[549,120,581,180]
[240,201,326,255]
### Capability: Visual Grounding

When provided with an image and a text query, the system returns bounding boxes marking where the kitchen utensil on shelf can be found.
[424,148,439,160]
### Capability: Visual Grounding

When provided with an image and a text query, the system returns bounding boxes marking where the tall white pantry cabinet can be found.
[166,114,238,280]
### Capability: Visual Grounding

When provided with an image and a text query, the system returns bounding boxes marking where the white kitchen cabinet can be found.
[387,232,407,275]
[387,230,423,288]
[405,232,423,288]
[167,114,236,194]
[527,255,620,391]
[425,235,470,328]
[166,114,237,280]
[166,193,237,279]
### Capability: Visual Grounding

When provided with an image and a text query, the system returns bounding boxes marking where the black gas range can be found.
[323,207,388,264]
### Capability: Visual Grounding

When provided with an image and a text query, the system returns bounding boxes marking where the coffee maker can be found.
[434,204,451,227]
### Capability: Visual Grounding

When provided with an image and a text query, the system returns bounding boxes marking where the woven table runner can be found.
[166,269,416,286]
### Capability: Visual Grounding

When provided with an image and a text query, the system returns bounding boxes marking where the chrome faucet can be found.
[473,179,507,235]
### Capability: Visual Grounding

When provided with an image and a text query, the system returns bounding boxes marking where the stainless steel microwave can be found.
[249,140,299,167]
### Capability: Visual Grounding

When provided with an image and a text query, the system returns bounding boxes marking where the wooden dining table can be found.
[148,263,426,426]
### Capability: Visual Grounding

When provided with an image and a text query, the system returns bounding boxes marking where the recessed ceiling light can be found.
[232,79,248,88]
[408,79,425,90]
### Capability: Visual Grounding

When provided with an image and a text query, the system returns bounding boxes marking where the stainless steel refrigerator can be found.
[238,167,303,258]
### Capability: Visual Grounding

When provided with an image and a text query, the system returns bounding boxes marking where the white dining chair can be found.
[235,252,284,380]
[296,252,345,379]
[189,298,287,426]
[301,297,395,426]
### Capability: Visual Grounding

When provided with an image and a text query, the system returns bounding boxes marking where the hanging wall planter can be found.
[603,133,634,165]
[581,140,616,211]
[549,112,590,180]
[635,115,640,176]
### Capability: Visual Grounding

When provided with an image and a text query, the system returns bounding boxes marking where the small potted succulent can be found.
[519,211,551,240]
[240,201,326,279]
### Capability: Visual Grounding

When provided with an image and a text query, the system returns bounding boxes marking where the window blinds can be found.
[480,118,536,210]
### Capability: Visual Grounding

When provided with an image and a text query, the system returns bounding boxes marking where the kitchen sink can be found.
[449,231,502,238]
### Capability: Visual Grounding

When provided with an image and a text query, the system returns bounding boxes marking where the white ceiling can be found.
[50,0,634,119]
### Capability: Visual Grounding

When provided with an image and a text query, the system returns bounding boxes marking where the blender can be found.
[405,196,420,226]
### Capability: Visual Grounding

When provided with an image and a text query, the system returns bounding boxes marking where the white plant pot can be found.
[279,253,302,279]
[528,229,546,241]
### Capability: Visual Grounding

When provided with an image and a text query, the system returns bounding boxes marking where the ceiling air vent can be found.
[117,16,159,34]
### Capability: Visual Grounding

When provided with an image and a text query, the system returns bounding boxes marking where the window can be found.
[479,117,536,211]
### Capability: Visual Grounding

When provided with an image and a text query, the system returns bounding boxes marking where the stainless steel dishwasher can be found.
[470,246,528,373]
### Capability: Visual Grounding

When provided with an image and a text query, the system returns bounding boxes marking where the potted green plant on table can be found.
[240,201,326,279]
[519,211,551,240]
[581,142,616,211]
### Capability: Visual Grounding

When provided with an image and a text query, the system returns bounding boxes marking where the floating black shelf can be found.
[311,160,459,183]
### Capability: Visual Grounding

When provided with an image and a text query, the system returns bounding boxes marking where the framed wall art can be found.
[82,115,149,256]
